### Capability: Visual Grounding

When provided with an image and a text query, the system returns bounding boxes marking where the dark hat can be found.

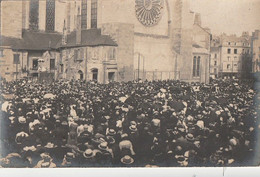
[176,155,186,163]
[120,155,134,165]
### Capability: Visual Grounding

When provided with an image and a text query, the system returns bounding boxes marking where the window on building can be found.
[214,68,217,74]
[193,57,196,77]
[0,49,4,57]
[193,56,200,77]
[227,56,231,61]
[109,48,116,60]
[227,64,231,69]
[242,49,245,54]
[79,48,84,61]
[91,0,98,28]
[112,48,116,59]
[32,59,38,70]
[46,0,55,31]
[60,64,64,73]
[234,49,237,54]
[228,42,231,45]
[74,49,79,61]
[50,58,55,70]
[234,56,237,60]
[81,0,88,29]
[13,54,20,64]
[227,48,231,54]
[29,0,39,30]
[214,61,217,66]
[234,42,236,46]
[66,3,71,32]
[214,53,217,58]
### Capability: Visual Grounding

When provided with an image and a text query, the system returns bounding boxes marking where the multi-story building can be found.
[0,0,211,83]
[218,32,251,79]
[191,13,211,83]
[251,30,260,73]
[209,36,221,79]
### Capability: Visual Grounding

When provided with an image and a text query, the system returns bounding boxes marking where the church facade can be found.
[0,0,211,83]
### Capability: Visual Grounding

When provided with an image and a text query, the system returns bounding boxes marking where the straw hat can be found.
[83,149,95,159]
[98,142,108,151]
[120,155,134,165]
[18,116,26,124]
[186,133,195,142]
[129,124,138,132]
[107,129,116,136]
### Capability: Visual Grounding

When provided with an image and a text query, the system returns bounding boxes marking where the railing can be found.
[134,70,180,81]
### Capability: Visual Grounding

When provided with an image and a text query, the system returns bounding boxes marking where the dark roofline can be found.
[59,43,118,49]
[194,23,211,35]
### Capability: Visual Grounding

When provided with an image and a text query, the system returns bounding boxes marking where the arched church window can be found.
[193,56,200,77]
[46,0,55,32]
[81,0,88,29]
[29,0,39,30]
[91,0,98,28]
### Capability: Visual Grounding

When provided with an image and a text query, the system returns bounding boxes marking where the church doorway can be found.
[78,70,84,80]
[91,68,98,81]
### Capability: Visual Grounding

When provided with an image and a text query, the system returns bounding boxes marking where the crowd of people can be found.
[0,78,258,167]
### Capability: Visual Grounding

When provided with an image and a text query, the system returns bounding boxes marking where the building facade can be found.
[209,36,221,79]
[0,0,211,83]
[251,30,260,73]
[218,33,251,79]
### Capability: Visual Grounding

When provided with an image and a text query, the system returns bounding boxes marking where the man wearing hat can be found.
[120,155,135,167]
[96,142,114,166]
[80,149,99,166]
[35,153,56,168]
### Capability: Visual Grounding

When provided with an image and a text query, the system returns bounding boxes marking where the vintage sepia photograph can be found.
[0,0,260,169]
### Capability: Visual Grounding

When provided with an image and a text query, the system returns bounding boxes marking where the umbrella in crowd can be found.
[0,78,258,168]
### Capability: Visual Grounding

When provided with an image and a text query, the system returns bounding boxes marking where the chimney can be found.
[62,20,67,45]
[194,13,201,26]
[76,6,81,45]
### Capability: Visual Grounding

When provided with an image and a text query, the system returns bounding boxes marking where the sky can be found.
[190,0,260,36]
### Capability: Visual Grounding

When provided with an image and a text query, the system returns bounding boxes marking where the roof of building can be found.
[0,28,117,50]
[192,43,208,54]
[210,47,220,52]
[57,28,117,48]
[0,30,62,50]
[0,35,23,48]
